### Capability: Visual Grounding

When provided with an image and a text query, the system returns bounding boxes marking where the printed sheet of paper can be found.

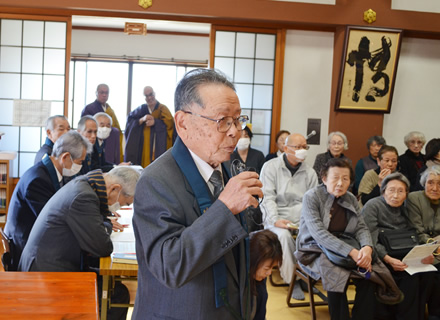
[403,242,439,275]
[13,100,51,126]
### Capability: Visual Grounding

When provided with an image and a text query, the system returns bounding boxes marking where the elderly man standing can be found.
[82,84,123,163]
[260,133,318,299]
[5,131,90,270]
[34,115,70,164]
[125,86,174,167]
[19,166,140,320]
[132,69,262,320]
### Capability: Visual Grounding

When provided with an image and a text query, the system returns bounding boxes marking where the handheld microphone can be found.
[306,130,316,140]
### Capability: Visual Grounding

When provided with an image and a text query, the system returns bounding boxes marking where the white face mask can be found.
[62,156,82,177]
[108,189,122,213]
[236,138,251,151]
[97,127,111,140]
[294,149,308,161]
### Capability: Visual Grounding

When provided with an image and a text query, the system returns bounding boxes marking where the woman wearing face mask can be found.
[313,132,352,184]
[230,125,265,174]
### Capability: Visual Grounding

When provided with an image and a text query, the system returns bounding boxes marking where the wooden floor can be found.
[124,269,354,319]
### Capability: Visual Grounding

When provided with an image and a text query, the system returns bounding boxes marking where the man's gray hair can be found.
[380,172,410,195]
[96,83,109,93]
[77,115,97,132]
[106,166,141,197]
[420,165,440,188]
[327,131,349,150]
[404,131,426,147]
[46,115,68,131]
[174,68,235,113]
[52,131,92,159]
[93,112,112,126]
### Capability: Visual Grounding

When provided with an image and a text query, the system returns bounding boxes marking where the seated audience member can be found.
[4,131,90,270]
[125,86,174,167]
[358,145,399,206]
[399,131,426,192]
[260,133,318,300]
[363,172,432,320]
[406,166,440,319]
[82,83,123,162]
[313,131,352,184]
[354,135,386,194]
[414,138,440,191]
[230,124,265,174]
[250,230,283,320]
[296,158,375,320]
[265,130,290,162]
[19,166,140,320]
[34,115,70,164]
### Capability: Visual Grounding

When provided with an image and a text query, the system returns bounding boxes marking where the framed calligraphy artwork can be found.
[335,26,403,113]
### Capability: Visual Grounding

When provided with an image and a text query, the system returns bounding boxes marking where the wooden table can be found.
[0,272,99,320]
[99,256,138,320]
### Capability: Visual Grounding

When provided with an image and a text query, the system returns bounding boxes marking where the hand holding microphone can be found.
[218,160,263,215]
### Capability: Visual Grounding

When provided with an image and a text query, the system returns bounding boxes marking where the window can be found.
[69,60,200,131]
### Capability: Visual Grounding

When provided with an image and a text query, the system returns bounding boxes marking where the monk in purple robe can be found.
[81,84,123,163]
[125,86,174,167]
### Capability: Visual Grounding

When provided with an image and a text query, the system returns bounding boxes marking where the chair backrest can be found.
[0,228,12,271]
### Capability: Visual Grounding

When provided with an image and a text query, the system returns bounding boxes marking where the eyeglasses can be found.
[183,111,249,133]
[286,144,310,150]
[98,91,109,95]
[330,141,344,146]
[408,140,423,146]
[145,93,155,98]
[385,188,406,196]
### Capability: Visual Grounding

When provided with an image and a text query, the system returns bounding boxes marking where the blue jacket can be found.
[4,156,60,270]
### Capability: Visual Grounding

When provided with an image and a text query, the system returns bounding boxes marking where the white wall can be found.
[383,37,440,154]
[71,29,210,62]
[280,30,334,167]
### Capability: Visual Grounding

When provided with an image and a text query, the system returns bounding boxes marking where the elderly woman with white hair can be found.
[399,131,426,192]
[313,131,352,184]
[363,172,433,320]
[407,166,440,319]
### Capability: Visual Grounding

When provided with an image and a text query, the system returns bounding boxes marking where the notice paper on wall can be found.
[13,100,51,127]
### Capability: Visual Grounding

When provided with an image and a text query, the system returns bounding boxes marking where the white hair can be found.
[404,131,426,147]
[105,166,141,197]
[93,112,113,126]
[328,131,349,150]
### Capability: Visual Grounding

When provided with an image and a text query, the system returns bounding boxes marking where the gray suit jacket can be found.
[18,176,113,272]
[132,149,250,320]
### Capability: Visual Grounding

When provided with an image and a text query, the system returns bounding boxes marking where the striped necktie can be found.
[209,170,223,199]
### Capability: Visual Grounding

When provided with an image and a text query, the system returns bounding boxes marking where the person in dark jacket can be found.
[414,138,440,191]
[230,125,265,174]
[354,135,386,194]
[4,131,90,270]
[399,131,426,192]
[34,115,70,164]
[265,129,290,162]
[313,131,352,184]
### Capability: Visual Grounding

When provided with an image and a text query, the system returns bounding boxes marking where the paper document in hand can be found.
[402,241,439,275]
